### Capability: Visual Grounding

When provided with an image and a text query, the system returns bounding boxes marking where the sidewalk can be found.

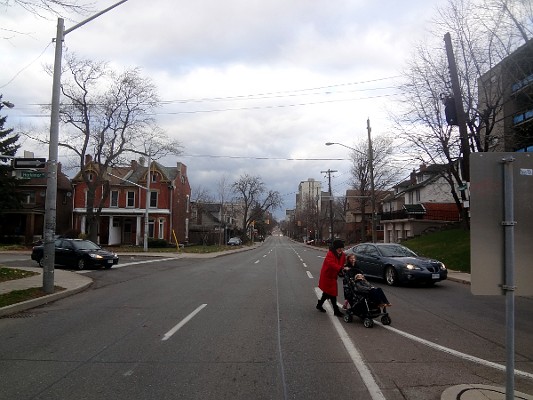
[0,253,531,400]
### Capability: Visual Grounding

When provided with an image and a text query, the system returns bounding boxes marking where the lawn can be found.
[401,228,470,272]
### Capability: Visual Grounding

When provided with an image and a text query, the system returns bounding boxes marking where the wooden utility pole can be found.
[321,169,337,240]
[444,32,470,183]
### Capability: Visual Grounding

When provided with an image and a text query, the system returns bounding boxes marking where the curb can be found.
[0,280,93,318]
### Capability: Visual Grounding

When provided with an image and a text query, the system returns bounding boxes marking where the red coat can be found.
[318,250,346,296]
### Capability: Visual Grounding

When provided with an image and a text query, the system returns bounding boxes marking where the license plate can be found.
[432,273,440,279]
[107,260,113,264]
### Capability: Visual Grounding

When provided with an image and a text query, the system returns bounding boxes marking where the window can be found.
[186,194,190,213]
[151,172,157,183]
[148,219,155,238]
[158,218,164,239]
[149,191,158,208]
[127,191,135,207]
[110,190,119,207]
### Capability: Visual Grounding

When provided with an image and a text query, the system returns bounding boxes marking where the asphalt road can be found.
[0,236,532,400]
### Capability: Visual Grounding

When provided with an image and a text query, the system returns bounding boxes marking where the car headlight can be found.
[89,254,103,259]
[405,264,422,270]
[440,263,447,270]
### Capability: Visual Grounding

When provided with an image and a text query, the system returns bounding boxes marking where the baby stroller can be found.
[342,277,392,328]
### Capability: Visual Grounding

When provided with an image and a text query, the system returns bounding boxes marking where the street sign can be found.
[13,157,46,169]
[21,171,46,179]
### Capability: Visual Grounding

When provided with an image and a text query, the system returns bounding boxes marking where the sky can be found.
[1,0,447,220]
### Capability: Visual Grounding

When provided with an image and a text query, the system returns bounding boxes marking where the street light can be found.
[325,119,376,242]
[43,0,129,293]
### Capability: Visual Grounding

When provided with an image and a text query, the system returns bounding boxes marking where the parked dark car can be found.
[345,243,447,286]
[31,238,119,270]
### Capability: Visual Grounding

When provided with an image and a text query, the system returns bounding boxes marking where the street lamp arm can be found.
[325,142,367,157]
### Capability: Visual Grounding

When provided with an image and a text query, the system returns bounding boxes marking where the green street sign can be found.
[21,171,45,179]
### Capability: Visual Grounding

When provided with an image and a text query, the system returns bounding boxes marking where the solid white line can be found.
[161,304,207,341]
[306,271,313,279]
[314,288,386,400]
[377,322,533,380]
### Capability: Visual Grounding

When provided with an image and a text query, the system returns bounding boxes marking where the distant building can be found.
[478,39,533,152]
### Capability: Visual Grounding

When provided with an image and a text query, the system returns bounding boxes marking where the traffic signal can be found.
[444,97,458,126]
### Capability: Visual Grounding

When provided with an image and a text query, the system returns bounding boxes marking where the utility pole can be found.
[367,118,376,243]
[321,169,337,240]
[444,32,470,183]
[43,0,129,294]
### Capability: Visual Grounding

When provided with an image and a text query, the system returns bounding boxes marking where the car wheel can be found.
[77,258,86,270]
[38,258,44,268]
[363,318,374,328]
[385,266,398,286]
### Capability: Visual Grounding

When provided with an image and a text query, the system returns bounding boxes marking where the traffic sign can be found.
[13,157,46,169]
[21,171,46,179]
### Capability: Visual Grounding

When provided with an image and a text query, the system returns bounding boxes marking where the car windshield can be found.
[72,240,101,251]
[379,245,417,257]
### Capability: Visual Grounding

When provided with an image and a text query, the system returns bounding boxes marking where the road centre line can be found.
[255,260,260,264]
[162,304,207,341]
[302,263,308,268]
[314,287,386,400]
[306,271,313,279]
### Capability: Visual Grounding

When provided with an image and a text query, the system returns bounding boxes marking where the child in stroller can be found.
[342,267,392,328]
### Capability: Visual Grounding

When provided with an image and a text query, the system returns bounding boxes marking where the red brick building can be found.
[71,157,191,246]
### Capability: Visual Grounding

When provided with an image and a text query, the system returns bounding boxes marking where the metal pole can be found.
[501,157,516,400]
[367,118,376,243]
[43,18,64,294]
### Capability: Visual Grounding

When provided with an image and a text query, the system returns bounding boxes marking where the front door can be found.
[123,220,132,245]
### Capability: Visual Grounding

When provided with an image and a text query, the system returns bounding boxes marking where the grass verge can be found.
[401,228,470,272]
[0,267,39,283]
[0,286,65,308]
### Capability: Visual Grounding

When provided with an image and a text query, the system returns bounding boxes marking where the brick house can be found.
[71,156,191,246]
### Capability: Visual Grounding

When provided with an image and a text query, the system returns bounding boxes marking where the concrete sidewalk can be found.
[0,253,530,400]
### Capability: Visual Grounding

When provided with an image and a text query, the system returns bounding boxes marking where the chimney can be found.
[131,159,138,169]
[84,154,92,165]
[410,169,416,184]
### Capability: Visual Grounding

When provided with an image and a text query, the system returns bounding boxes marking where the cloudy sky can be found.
[1,0,446,220]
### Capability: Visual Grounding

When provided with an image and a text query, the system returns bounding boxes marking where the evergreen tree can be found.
[0,95,22,214]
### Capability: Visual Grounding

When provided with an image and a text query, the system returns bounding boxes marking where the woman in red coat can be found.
[316,239,346,316]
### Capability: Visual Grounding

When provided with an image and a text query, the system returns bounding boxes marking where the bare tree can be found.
[391,0,532,226]
[232,174,282,239]
[1,0,89,16]
[38,53,181,241]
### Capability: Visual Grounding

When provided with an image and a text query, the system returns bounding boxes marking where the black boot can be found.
[332,303,344,317]
[316,300,326,313]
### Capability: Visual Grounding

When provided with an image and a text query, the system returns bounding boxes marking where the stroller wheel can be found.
[363,318,374,328]
[381,315,392,325]
[343,314,353,323]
